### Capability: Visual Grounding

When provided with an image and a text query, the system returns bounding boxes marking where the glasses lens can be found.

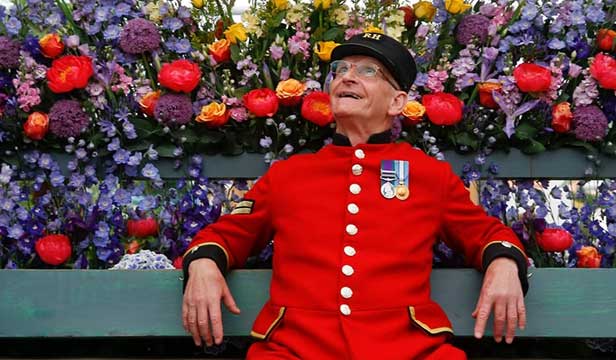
[357,64,378,77]
[331,60,350,75]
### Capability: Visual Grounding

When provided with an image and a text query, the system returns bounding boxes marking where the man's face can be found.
[329,55,400,124]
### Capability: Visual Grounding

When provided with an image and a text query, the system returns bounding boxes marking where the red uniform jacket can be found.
[183,137,528,360]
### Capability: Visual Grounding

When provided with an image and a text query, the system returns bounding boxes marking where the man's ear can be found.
[387,90,408,117]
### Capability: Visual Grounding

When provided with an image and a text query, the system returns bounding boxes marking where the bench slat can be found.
[1,268,614,338]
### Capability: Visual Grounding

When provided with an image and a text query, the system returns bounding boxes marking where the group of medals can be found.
[380,160,409,200]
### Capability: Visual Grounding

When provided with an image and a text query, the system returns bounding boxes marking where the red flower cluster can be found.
[422,92,464,125]
[513,63,552,93]
[35,234,72,266]
[536,228,573,252]
[158,59,202,93]
[301,91,334,126]
[243,88,279,117]
[46,55,94,93]
[127,218,159,238]
[589,53,616,90]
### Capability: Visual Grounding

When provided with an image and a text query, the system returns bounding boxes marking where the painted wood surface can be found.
[1,268,615,338]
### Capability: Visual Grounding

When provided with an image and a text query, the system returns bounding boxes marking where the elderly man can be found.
[181,33,528,359]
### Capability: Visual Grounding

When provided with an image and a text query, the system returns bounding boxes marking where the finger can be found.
[187,304,202,347]
[517,298,527,331]
[222,284,241,314]
[182,300,189,333]
[505,299,518,344]
[473,299,490,339]
[209,300,224,345]
[198,305,213,347]
[493,301,506,343]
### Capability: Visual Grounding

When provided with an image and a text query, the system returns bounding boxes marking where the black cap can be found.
[330,32,417,92]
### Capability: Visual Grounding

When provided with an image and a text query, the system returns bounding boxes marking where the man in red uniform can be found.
[181,33,529,359]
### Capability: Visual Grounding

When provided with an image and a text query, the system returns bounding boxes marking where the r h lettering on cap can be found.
[363,33,382,40]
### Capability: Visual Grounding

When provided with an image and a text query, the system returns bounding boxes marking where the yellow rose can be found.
[272,0,288,10]
[196,102,229,127]
[363,25,384,34]
[314,41,339,62]
[445,0,471,14]
[224,23,248,44]
[191,0,203,9]
[276,79,306,106]
[314,0,331,10]
[413,1,436,21]
[401,101,425,124]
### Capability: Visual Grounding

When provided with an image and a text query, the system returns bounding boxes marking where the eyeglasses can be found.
[330,60,400,90]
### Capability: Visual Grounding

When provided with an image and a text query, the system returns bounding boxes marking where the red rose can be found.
[301,91,334,126]
[536,228,573,252]
[422,92,464,126]
[39,33,65,58]
[477,82,502,109]
[24,112,49,140]
[513,63,552,93]
[399,6,416,27]
[551,102,573,133]
[243,88,279,117]
[576,246,602,268]
[589,53,616,90]
[158,59,202,93]
[208,39,231,63]
[46,55,94,93]
[35,234,72,266]
[597,29,616,52]
[127,218,159,238]
[173,256,183,269]
[139,90,161,117]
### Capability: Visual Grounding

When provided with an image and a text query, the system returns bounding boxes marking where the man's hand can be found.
[182,258,241,347]
[472,257,526,344]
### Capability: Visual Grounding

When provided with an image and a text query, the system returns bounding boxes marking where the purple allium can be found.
[48,100,90,138]
[119,18,161,54]
[154,93,193,126]
[455,15,490,45]
[572,105,608,142]
[0,36,21,69]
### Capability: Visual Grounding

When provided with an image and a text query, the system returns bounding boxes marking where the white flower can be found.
[332,7,349,26]
[242,11,263,38]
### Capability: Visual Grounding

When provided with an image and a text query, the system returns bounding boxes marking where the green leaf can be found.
[230,44,241,63]
[323,28,344,41]
[270,11,286,28]
[453,132,479,150]
[197,130,226,145]
[521,139,545,154]
[155,144,177,158]
[125,141,151,152]
[175,128,199,144]
[514,121,538,141]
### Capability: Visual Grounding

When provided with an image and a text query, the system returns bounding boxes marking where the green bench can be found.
[1,149,616,358]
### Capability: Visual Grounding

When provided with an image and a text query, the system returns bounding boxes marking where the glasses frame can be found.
[330,60,400,91]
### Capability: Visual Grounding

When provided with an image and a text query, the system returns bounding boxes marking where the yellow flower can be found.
[242,11,263,38]
[402,101,426,122]
[276,79,306,106]
[364,25,384,34]
[314,0,331,10]
[191,0,203,9]
[144,1,162,22]
[332,7,349,26]
[196,102,229,127]
[272,0,288,10]
[413,1,436,21]
[314,41,339,62]
[444,0,471,14]
[224,23,248,44]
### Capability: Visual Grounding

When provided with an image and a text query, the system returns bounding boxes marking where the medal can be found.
[380,160,397,199]
[394,160,410,201]
[395,184,409,200]
[381,182,395,199]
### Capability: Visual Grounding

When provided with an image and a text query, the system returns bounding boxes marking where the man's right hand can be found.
[182,258,241,347]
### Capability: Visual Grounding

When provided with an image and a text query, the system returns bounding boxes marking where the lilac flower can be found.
[138,195,157,211]
[113,149,130,164]
[270,45,284,60]
[49,171,65,187]
[547,39,566,50]
[0,36,21,69]
[119,18,161,54]
[103,24,122,41]
[122,120,137,139]
[141,163,160,180]
[127,152,143,167]
[145,145,158,160]
[5,17,22,35]
[49,100,91,139]
[174,38,192,54]
[572,105,608,142]
[456,15,490,45]
[99,120,117,137]
[163,17,183,32]
[154,93,194,126]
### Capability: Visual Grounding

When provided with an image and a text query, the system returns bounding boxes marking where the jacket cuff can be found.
[182,244,229,292]
[482,241,529,296]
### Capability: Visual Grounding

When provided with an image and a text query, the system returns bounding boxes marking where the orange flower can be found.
[551,102,573,133]
[158,59,202,93]
[597,29,616,52]
[127,218,159,238]
[46,55,94,93]
[35,234,72,266]
[23,112,49,140]
[513,63,552,93]
[576,246,602,268]
[196,102,230,127]
[422,92,464,126]
[589,53,616,90]
[126,240,140,254]
[39,34,65,58]
[243,88,279,117]
[276,79,306,106]
[208,39,231,63]
[536,228,573,252]
[477,82,502,109]
[401,100,425,126]
[301,91,334,126]
[139,90,161,117]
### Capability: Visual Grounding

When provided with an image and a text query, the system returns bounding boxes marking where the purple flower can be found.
[456,15,490,45]
[103,24,122,41]
[5,17,22,35]
[600,93,616,123]
[572,105,608,142]
[141,163,160,180]
[154,93,193,126]
[163,17,183,32]
[0,36,21,69]
[49,100,91,139]
[119,18,161,54]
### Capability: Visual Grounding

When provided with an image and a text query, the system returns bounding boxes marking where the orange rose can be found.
[513,63,552,93]
[301,91,334,126]
[422,92,464,126]
[589,53,616,90]
[576,246,602,268]
[276,79,306,106]
[158,59,202,93]
[46,55,94,93]
[139,90,161,117]
[39,33,65,58]
[208,39,231,63]
[35,234,72,266]
[551,102,573,133]
[401,100,425,126]
[597,29,616,52]
[23,112,49,140]
[196,102,230,127]
[243,88,279,117]
[477,82,502,109]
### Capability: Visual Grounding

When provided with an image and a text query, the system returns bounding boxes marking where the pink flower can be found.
[426,70,448,93]
[229,107,248,122]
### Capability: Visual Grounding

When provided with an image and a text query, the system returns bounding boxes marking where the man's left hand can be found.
[472,257,526,344]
